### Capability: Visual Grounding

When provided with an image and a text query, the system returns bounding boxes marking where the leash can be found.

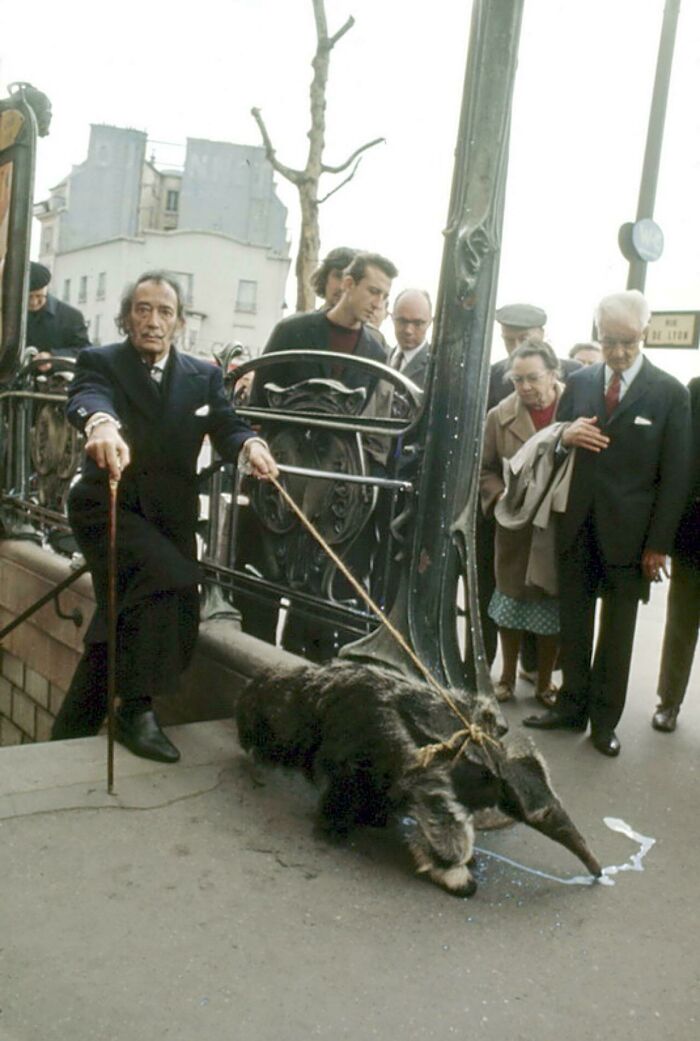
[267,473,499,762]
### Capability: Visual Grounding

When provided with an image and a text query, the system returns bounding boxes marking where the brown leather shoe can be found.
[651,706,679,733]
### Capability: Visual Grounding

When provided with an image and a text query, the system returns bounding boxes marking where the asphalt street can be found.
[0,581,698,1041]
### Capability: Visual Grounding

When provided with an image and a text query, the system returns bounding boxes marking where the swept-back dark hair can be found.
[345,251,398,284]
[116,270,186,334]
[508,338,560,376]
[310,247,358,297]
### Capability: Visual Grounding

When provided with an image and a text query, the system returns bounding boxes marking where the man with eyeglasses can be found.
[524,290,691,757]
[389,289,432,389]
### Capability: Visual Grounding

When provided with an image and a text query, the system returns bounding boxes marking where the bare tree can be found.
[252,0,384,313]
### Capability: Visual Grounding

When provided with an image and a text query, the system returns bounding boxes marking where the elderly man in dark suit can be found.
[51,271,277,762]
[524,290,691,757]
[651,375,700,733]
[26,262,90,366]
[389,288,432,389]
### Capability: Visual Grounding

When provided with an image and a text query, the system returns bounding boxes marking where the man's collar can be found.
[127,339,172,370]
[394,340,428,364]
[43,294,58,316]
[605,350,644,386]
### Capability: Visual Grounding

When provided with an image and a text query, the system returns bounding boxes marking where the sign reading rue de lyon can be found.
[647,312,700,350]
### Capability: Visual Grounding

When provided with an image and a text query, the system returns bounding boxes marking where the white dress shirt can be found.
[604,351,644,400]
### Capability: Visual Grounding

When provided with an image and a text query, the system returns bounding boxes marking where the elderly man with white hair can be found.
[524,290,691,757]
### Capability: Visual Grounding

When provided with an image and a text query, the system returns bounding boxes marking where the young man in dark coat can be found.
[51,271,277,762]
[524,290,691,757]
[250,251,395,408]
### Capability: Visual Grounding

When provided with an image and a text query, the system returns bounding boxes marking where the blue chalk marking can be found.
[474,817,655,888]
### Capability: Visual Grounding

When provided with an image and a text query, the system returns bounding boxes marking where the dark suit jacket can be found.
[26,294,91,357]
[488,356,580,411]
[397,343,430,390]
[557,357,691,564]
[674,376,700,567]
[250,309,387,407]
[66,340,254,639]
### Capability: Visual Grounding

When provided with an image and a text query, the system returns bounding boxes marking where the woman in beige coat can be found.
[480,341,564,704]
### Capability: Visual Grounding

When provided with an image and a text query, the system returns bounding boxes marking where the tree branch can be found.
[328,15,355,48]
[250,107,303,185]
[317,158,364,204]
[321,136,385,175]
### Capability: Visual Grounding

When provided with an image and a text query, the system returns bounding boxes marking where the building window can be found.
[96,272,106,300]
[93,314,101,346]
[166,189,179,213]
[164,270,193,306]
[63,279,71,303]
[236,280,257,314]
[188,329,198,351]
[41,227,53,253]
[78,276,88,304]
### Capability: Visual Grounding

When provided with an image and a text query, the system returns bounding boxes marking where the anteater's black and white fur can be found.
[235,661,601,897]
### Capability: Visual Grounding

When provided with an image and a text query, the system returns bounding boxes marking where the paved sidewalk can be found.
[1,585,698,1041]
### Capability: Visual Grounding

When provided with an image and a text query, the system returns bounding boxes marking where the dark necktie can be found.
[605,372,621,417]
[392,350,404,372]
[147,365,163,393]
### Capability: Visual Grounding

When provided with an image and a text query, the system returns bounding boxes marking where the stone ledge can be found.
[1,540,304,741]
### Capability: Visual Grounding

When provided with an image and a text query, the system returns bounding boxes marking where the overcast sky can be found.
[2,0,699,381]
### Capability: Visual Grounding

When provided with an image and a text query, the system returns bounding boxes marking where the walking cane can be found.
[106,476,119,794]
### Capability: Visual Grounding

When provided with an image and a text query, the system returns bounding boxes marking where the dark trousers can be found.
[475,512,499,666]
[656,557,700,709]
[52,589,198,739]
[557,514,641,732]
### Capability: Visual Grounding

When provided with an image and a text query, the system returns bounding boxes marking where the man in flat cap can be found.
[487,303,581,410]
[26,262,90,368]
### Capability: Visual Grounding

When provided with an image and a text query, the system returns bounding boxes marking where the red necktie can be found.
[605,372,621,417]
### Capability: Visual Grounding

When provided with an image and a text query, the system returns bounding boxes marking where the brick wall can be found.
[0,540,301,747]
[0,542,94,747]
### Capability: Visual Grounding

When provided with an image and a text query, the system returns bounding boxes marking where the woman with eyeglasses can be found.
[480,339,564,706]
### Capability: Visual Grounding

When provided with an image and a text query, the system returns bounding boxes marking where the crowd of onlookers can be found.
[478,295,698,758]
[26,252,699,762]
[249,247,698,759]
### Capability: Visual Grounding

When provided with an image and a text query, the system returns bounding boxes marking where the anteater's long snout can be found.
[528,805,603,877]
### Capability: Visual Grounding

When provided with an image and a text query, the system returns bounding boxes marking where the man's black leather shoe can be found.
[590,729,620,757]
[115,710,180,763]
[522,709,587,732]
[651,706,679,733]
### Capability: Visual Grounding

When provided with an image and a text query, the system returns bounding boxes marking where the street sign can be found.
[647,311,700,349]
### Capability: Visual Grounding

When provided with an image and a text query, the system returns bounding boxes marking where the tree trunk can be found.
[252,0,384,314]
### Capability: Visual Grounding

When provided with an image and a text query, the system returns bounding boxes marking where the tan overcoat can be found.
[479,384,564,600]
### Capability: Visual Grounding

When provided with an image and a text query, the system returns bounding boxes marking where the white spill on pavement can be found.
[474,816,656,888]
